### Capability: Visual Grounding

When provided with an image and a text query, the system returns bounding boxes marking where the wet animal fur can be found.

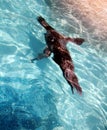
[31,16,85,94]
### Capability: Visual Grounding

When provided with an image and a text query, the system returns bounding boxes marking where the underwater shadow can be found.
[28,33,45,57]
[44,0,53,7]
[0,83,61,130]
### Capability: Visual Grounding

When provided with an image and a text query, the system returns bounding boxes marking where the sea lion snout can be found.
[37,16,45,23]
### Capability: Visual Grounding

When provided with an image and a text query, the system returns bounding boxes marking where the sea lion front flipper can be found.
[66,37,85,45]
[31,47,51,62]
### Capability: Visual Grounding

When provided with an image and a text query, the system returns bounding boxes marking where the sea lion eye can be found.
[50,36,56,42]
[51,38,55,42]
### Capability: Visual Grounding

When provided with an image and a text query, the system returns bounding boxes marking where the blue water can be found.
[0,0,107,130]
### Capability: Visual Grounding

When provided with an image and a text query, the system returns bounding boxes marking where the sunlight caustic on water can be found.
[0,0,107,130]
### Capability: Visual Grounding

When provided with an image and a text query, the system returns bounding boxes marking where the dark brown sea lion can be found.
[31,16,85,94]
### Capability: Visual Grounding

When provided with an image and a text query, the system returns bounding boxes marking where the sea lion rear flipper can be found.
[64,68,82,94]
[67,37,85,45]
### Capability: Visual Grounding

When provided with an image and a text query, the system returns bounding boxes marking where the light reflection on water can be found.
[0,0,107,130]
[45,0,107,54]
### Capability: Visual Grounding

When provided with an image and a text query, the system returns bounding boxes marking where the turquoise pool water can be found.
[0,0,107,130]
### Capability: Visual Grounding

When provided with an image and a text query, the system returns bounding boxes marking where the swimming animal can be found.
[31,16,85,94]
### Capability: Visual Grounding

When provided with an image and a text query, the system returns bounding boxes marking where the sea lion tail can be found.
[37,16,54,31]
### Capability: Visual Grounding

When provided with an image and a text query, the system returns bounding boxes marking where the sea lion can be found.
[31,16,84,94]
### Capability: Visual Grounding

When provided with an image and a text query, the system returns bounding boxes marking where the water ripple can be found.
[0,0,107,130]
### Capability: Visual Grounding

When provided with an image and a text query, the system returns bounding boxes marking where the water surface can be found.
[0,0,107,130]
